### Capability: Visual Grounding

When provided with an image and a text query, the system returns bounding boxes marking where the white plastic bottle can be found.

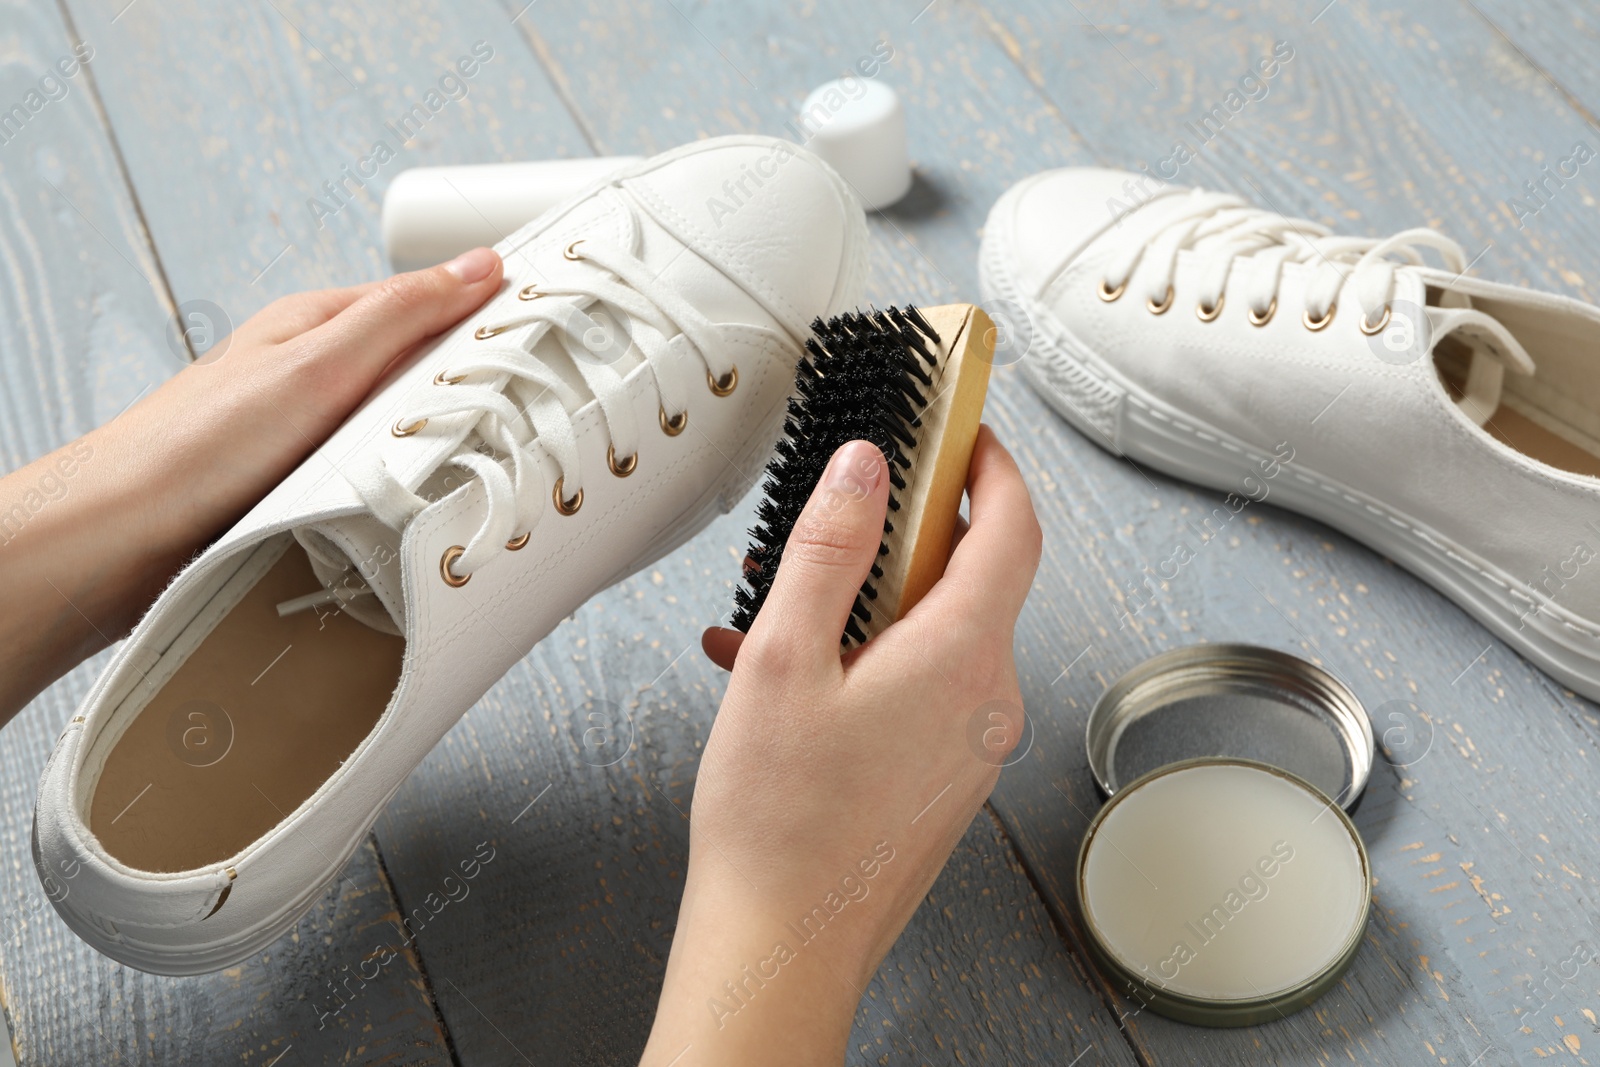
[381,157,641,272]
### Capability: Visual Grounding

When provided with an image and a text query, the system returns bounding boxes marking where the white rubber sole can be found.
[979,204,1600,704]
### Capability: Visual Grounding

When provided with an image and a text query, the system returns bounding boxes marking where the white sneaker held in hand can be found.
[33,135,868,975]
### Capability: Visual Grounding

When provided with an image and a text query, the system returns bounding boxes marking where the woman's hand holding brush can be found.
[643,427,1042,1065]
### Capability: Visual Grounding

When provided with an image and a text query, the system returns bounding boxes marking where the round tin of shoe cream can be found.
[1075,758,1371,1027]
[1085,644,1373,812]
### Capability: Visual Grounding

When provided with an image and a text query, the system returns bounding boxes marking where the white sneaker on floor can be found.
[981,168,1600,702]
[33,135,868,975]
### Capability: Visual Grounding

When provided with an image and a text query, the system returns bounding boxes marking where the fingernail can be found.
[442,247,498,283]
[824,440,883,493]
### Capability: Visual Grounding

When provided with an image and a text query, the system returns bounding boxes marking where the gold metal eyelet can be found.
[517,284,543,301]
[608,445,638,477]
[1097,278,1125,302]
[393,417,428,437]
[1359,306,1391,336]
[474,324,510,341]
[708,366,738,396]
[433,369,466,386]
[659,407,688,436]
[1146,286,1174,315]
[1302,303,1337,332]
[1196,294,1224,322]
[505,531,530,551]
[440,545,470,587]
[1248,299,1277,327]
[553,478,583,515]
[563,240,585,261]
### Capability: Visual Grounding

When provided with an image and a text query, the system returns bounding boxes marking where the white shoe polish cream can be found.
[1076,758,1370,1026]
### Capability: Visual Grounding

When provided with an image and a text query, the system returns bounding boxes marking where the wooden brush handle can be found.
[878,303,995,625]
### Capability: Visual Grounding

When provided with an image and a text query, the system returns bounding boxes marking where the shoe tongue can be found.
[287,516,405,635]
[1419,280,1538,427]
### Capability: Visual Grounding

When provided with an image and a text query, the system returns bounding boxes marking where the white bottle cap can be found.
[796,80,912,211]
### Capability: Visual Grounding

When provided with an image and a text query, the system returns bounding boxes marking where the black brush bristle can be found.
[730,305,942,647]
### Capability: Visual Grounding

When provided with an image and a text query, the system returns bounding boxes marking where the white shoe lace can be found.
[1098,189,1537,423]
[1102,189,1472,328]
[350,231,737,582]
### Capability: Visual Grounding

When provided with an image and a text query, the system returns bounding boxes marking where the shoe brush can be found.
[730,303,995,647]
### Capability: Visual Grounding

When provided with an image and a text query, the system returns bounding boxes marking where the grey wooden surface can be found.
[1,1,1597,1064]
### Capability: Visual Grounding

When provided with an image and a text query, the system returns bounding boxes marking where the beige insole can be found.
[1437,347,1600,479]
[89,546,404,873]
[1483,405,1600,479]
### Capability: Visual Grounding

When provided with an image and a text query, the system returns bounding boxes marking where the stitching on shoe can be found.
[1124,395,1600,642]
[61,865,230,929]
[624,180,807,333]
[1060,254,1425,383]
[1058,248,1600,499]
[983,234,1122,439]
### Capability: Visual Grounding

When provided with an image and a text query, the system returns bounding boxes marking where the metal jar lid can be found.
[1085,644,1373,811]
[1075,758,1372,1027]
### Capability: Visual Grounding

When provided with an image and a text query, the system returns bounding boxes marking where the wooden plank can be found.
[965,1,1600,1063]
[0,0,528,1062]
[61,0,595,316]
[977,0,1600,298]
[1465,1,1600,127]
